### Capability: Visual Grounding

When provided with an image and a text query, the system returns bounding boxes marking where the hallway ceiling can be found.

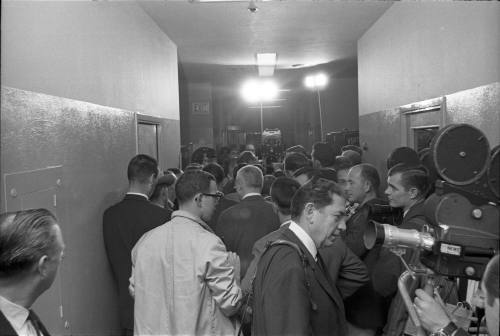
[139,1,392,81]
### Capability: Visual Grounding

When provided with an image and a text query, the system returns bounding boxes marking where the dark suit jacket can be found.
[207,196,238,232]
[384,199,433,336]
[252,228,347,336]
[216,195,280,278]
[102,194,171,330]
[0,310,50,336]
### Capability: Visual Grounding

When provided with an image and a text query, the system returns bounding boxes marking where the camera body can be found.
[365,124,499,280]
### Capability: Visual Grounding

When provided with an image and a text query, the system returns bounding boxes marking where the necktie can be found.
[28,310,42,336]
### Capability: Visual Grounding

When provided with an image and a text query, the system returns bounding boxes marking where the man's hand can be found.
[414,288,451,333]
[227,252,241,284]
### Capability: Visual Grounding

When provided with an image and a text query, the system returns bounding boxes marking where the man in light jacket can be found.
[130,170,242,335]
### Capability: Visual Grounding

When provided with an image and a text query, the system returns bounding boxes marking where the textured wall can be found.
[1,86,139,334]
[359,83,500,191]
[1,2,179,122]
[358,2,500,116]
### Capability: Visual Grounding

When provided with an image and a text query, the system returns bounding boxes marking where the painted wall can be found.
[2,1,179,121]
[1,87,136,335]
[360,83,500,192]
[358,2,500,116]
[1,3,181,334]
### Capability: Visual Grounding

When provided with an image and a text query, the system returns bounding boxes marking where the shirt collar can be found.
[0,295,30,332]
[126,192,149,200]
[171,210,212,232]
[280,219,291,227]
[242,192,261,200]
[288,221,317,261]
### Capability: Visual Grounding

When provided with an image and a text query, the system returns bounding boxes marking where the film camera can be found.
[365,124,499,280]
[364,124,499,335]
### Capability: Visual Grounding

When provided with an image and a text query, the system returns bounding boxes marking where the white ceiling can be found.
[139,1,392,80]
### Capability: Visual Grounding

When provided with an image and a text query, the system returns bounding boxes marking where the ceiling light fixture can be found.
[256,52,277,77]
[247,0,258,13]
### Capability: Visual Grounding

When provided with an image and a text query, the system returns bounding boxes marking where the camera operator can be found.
[414,254,499,336]
[383,164,458,336]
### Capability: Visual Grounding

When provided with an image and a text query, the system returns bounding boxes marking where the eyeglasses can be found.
[201,191,224,201]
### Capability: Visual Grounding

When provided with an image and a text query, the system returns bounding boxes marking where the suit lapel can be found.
[282,229,344,311]
[0,311,18,336]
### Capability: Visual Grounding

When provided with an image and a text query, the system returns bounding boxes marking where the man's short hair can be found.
[341,145,362,156]
[237,165,263,190]
[175,170,215,204]
[191,147,216,165]
[291,180,344,219]
[284,152,311,173]
[203,163,225,185]
[0,209,59,278]
[342,150,362,165]
[484,254,499,304]
[262,175,277,197]
[333,156,353,172]
[312,142,335,167]
[150,173,177,201]
[127,154,159,183]
[356,164,380,192]
[237,151,258,165]
[388,163,430,198]
[271,177,301,216]
[386,146,420,170]
[285,145,307,156]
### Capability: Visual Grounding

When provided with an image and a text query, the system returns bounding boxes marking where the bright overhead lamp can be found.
[240,79,278,103]
[240,78,280,133]
[304,73,328,89]
[304,73,329,141]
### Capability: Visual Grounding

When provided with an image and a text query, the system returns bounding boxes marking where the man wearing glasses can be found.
[130,170,242,335]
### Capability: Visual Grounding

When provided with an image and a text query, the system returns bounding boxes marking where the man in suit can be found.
[382,163,450,336]
[103,154,171,335]
[202,162,237,232]
[216,165,280,279]
[252,179,349,336]
[0,209,65,336]
[342,164,400,336]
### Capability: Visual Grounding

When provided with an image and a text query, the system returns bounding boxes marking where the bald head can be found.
[236,165,263,196]
[346,164,380,204]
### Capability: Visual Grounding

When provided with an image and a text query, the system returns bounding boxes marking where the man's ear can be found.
[363,180,371,193]
[36,255,50,277]
[304,202,315,223]
[408,187,419,200]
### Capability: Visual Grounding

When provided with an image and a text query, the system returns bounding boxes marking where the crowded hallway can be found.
[1,1,500,336]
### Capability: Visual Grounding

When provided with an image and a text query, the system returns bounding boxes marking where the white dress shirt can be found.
[288,221,318,261]
[241,192,261,200]
[0,295,42,336]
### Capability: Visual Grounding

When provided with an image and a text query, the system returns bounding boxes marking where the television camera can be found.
[364,124,499,335]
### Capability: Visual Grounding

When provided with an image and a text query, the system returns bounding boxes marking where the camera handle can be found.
[395,249,436,336]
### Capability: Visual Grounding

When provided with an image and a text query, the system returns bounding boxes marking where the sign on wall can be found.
[192,102,210,115]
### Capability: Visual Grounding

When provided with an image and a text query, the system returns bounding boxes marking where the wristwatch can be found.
[430,321,458,336]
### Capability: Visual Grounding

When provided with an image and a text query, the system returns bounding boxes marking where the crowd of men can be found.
[0,141,499,336]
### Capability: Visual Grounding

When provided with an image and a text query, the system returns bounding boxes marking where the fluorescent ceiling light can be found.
[256,53,277,66]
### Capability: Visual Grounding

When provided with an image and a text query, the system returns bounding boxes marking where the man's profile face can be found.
[385,172,411,209]
[336,169,349,199]
[42,225,65,292]
[200,180,219,222]
[482,266,499,336]
[346,167,366,204]
[310,194,347,248]
[245,144,256,154]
